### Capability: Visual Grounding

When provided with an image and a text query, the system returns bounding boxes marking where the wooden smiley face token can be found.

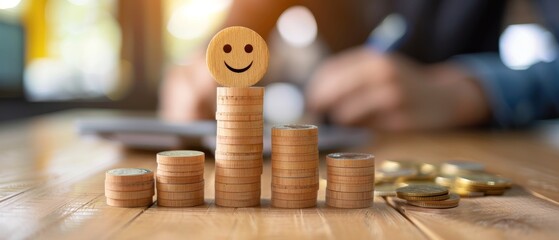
[207,27,269,87]
[326,152,375,168]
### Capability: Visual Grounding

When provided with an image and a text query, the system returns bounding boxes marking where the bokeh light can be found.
[0,0,21,10]
[264,83,305,124]
[277,6,317,48]
[499,24,557,70]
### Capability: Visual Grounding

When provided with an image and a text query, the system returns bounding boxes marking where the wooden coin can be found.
[406,193,460,208]
[215,159,262,169]
[271,152,319,162]
[215,112,263,121]
[157,197,205,207]
[215,151,262,160]
[215,182,261,193]
[156,175,204,184]
[157,163,204,173]
[216,87,265,96]
[271,124,318,137]
[271,176,318,186]
[217,127,263,137]
[156,181,204,192]
[215,197,260,207]
[106,197,153,208]
[215,175,261,184]
[157,189,205,200]
[105,189,154,200]
[328,166,375,176]
[216,136,263,145]
[156,169,204,177]
[271,160,318,170]
[207,26,269,86]
[326,153,375,168]
[272,168,318,178]
[326,189,373,201]
[105,180,154,192]
[272,184,319,193]
[327,175,375,184]
[217,120,263,129]
[398,193,450,201]
[271,137,318,146]
[217,96,263,105]
[105,168,154,183]
[272,191,317,201]
[271,145,318,154]
[216,104,262,113]
[271,198,316,209]
[326,198,372,209]
[156,150,205,165]
[215,166,262,177]
[216,143,263,153]
[215,190,261,200]
[396,184,449,197]
[326,182,375,193]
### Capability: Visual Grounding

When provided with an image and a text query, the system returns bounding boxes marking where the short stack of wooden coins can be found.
[326,153,375,208]
[105,168,155,208]
[156,150,205,207]
[271,124,319,208]
[214,87,264,207]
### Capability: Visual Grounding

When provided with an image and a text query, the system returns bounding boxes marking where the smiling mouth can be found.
[224,61,253,73]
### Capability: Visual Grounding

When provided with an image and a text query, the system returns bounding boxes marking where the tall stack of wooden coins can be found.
[206,26,269,207]
[271,124,319,208]
[326,153,375,208]
[156,150,205,207]
[105,168,155,208]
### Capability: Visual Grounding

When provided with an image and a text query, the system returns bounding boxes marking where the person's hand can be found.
[159,58,217,122]
[306,47,491,131]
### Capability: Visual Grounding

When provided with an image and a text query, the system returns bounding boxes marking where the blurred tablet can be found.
[76,117,371,153]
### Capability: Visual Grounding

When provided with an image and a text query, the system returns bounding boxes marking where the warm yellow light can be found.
[0,0,21,9]
[166,0,232,40]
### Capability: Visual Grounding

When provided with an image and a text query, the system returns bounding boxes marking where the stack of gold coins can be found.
[271,124,319,208]
[326,153,375,209]
[452,174,511,196]
[105,168,154,208]
[156,150,205,207]
[396,184,460,208]
[215,87,264,207]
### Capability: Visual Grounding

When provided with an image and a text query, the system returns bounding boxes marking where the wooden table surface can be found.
[1,110,559,240]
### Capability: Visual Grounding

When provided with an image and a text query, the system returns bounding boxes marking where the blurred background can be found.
[0,0,556,122]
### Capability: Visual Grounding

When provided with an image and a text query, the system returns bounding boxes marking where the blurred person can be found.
[160,0,559,131]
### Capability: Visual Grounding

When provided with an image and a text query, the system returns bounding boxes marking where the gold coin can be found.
[105,168,154,183]
[434,176,454,187]
[455,174,512,188]
[326,189,373,201]
[215,197,260,207]
[271,159,318,170]
[271,124,318,137]
[156,181,204,192]
[271,152,319,162]
[217,127,263,137]
[105,189,154,200]
[216,87,265,97]
[157,197,204,207]
[156,150,205,165]
[272,176,319,186]
[452,181,508,191]
[327,175,375,184]
[326,182,374,193]
[326,198,372,209]
[106,197,153,208]
[215,182,261,193]
[397,193,450,201]
[156,169,204,177]
[271,198,316,209]
[272,168,318,178]
[440,160,485,176]
[215,158,263,169]
[396,184,448,197]
[375,168,417,183]
[216,143,263,153]
[271,184,319,193]
[156,175,204,184]
[217,120,263,129]
[215,151,262,160]
[215,190,261,200]
[450,187,485,197]
[326,153,375,168]
[272,191,317,201]
[271,145,318,154]
[215,166,262,177]
[328,166,375,176]
[105,180,154,192]
[215,175,261,184]
[380,160,437,180]
[215,112,263,121]
[406,193,460,208]
[207,26,269,87]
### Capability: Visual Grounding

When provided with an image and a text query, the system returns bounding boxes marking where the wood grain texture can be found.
[1,110,559,239]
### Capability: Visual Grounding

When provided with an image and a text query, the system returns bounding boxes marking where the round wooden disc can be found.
[271,137,318,146]
[271,160,318,170]
[157,189,204,200]
[272,168,318,178]
[215,151,262,160]
[207,26,269,87]
[271,198,316,209]
[271,176,319,186]
[328,166,375,176]
[271,145,318,154]
[215,190,261,200]
[271,124,318,137]
[215,197,260,207]
[326,182,375,193]
[217,96,263,105]
[157,163,204,173]
[216,104,262,113]
[217,87,265,96]
[327,175,375,184]
[217,127,263,137]
[156,175,204,184]
[215,182,261,193]
[215,175,261,184]
[156,150,205,165]
[217,120,263,129]
[106,197,153,208]
[215,112,263,121]
[105,180,154,192]
[326,153,375,168]
[216,136,263,145]
[215,158,263,169]
[156,181,204,192]
[156,169,204,177]
[105,168,154,183]
[215,166,262,177]
[272,191,317,201]
[271,152,319,162]
[326,198,372,209]
[326,189,373,201]
[157,197,205,207]
[216,143,263,153]
[272,184,319,193]
[105,189,154,200]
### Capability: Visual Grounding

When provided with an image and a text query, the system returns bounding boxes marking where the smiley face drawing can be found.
[206,26,269,87]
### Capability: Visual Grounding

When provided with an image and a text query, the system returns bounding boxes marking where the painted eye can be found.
[244,44,253,53]
[223,44,232,53]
